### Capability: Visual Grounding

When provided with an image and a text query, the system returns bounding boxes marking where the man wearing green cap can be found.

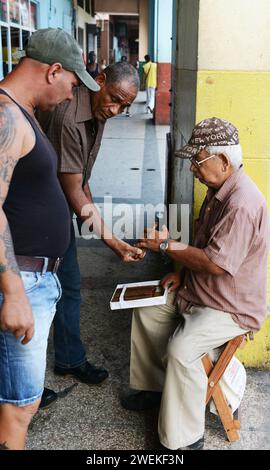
[121,117,270,450]
[0,28,99,450]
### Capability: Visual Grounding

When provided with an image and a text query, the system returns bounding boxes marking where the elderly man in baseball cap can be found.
[121,117,270,450]
[0,28,100,450]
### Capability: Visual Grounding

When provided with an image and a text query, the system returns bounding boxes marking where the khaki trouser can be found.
[130,293,247,450]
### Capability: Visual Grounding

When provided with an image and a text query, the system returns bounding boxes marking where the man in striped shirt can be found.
[121,117,270,450]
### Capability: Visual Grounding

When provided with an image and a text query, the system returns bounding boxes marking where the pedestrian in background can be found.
[121,55,132,117]
[87,51,100,79]
[142,54,157,114]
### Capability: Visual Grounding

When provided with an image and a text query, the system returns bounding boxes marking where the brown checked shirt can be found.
[177,167,270,332]
[37,85,105,184]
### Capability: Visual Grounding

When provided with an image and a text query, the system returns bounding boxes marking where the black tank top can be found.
[0,89,71,257]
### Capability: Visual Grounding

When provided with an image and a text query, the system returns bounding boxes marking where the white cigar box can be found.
[110,280,168,310]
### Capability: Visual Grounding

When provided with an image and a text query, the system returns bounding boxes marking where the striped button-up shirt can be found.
[177,167,270,332]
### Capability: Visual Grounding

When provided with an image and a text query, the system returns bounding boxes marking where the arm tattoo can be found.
[0,155,18,187]
[0,102,20,276]
[0,224,20,276]
[0,102,16,151]
[0,441,9,450]
[0,102,18,203]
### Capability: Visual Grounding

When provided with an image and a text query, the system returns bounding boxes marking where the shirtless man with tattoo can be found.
[0,28,99,450]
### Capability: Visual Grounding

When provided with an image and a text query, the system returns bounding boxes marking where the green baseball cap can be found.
[25,28,100,92]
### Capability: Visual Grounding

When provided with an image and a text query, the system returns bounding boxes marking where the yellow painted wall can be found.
[236,317,270,369]
[196,72,270,159]
[194,70,270,368]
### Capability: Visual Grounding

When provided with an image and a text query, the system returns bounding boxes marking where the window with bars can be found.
[0,0,38,79]
[77,0,92,15]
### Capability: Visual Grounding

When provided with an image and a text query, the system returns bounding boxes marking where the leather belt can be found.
[15,256,62,274]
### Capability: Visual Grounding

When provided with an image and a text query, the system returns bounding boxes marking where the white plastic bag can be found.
[209,355,246,415]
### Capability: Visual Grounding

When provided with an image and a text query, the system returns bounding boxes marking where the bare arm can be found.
[0,100,35,343]
[58,173,144,262]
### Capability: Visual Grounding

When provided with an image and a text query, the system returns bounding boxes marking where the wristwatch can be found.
[159,239,170,253]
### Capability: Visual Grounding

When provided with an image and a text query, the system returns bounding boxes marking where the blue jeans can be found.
[53,224,86,368]
[0,272,61,406]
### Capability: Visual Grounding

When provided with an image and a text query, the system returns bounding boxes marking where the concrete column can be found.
[99,20,110,65]
[170,0,199,231]
[153,0,173,125]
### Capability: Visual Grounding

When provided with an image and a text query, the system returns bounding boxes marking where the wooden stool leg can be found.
[212,384,240,442]
[202,338,245,443]
[233,407,241,430]
[203,335,245,403]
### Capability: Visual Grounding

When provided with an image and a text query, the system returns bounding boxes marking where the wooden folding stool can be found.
[202,333,251,442]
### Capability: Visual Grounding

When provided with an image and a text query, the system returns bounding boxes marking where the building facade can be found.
[0,0,73,80]
[73,0,96,61]
[95,0,173,124]
[95,0,139,66]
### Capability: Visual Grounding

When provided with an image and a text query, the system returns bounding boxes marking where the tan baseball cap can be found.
[25,28,100,92]
[175,117,239,158]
